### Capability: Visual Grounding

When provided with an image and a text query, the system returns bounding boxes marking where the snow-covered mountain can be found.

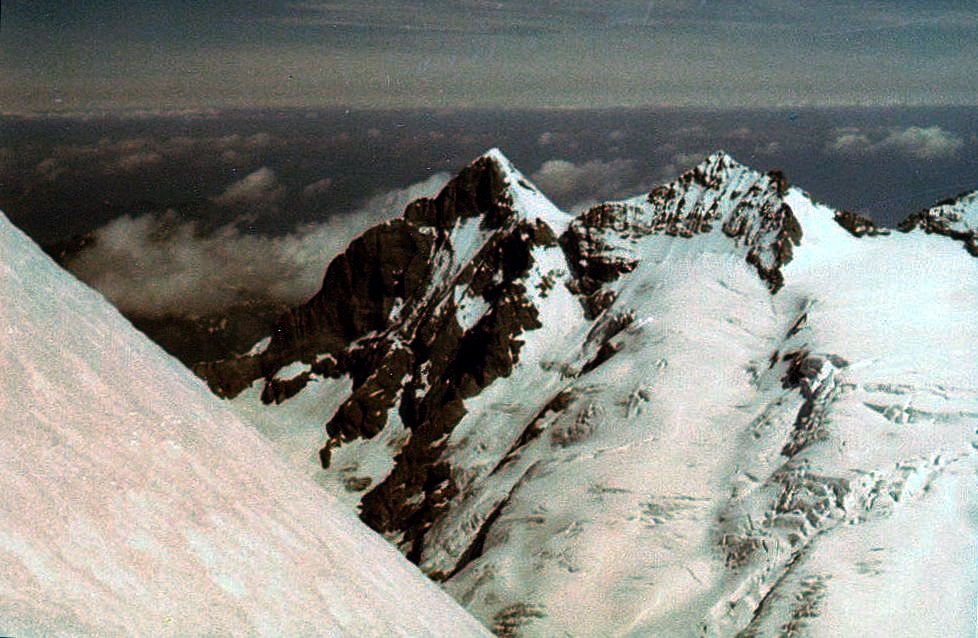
[199,150,978,637]
[0,212,490,637]
[898,188,978,256]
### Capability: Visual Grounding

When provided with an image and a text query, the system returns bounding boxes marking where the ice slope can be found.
[0,211,490,637]
[210,151,978,637]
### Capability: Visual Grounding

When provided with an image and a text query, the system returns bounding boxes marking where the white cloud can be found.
[114,151,163,172]
[827,126,963,159]
[876,126,964,159]
[530,158,641,210]
[302,177,334,199]
[755,141,781,155]
[671,151,708,168]
[212,167,285,207]
[66,173,450,319]
[827,130,872,154]
[29,133,283,180]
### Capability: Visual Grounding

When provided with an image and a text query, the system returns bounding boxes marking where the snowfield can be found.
[0,211,490,637]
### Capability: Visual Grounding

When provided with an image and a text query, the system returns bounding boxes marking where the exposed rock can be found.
[779,351,841,457]
[261,370,313,405]
[833,209,889,237]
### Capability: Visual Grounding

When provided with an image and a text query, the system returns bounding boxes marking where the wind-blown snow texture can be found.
[0,212,490,637]
[205,150,978,637]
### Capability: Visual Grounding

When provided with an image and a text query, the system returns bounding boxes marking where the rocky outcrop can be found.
[833,209,888,238]
[898,189,978,257]
[200,150,573,569]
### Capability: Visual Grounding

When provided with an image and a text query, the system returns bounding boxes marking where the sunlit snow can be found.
[0,211,490,637]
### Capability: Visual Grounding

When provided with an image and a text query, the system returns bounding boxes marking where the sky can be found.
[3,1,978,113]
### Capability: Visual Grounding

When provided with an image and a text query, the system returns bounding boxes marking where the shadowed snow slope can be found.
[203,150,978,637]
[0,211,490,637]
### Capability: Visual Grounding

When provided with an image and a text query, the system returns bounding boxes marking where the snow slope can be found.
[0,211,490,637]
[204,151,978,637]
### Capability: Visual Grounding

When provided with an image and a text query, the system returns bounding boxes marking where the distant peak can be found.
[898,188,978,257]
[690,150,750,174]
[410,148,570,234]
[480,147,511,166]
[703,149,733,168]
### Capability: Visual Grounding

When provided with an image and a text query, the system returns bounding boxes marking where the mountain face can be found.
[0,212,490,637]
[200,150,978,637]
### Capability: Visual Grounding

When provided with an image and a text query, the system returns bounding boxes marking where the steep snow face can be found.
[206,151,978,637]
[0,212,490,637]
[899,189,978,256]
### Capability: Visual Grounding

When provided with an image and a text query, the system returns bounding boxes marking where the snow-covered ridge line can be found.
[560,149,803,338]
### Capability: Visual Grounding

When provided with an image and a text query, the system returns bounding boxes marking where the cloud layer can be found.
[212,167,285,207]
[828,126,964,160]
[530,158,650,211]
[67,173,449,319]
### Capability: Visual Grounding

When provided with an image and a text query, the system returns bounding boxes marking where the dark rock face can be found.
[272,219,436,358]
[358,233,546,562]
[195,155,517,398]
[194,219,436,398]
[560,210,638,319]
[201,151,563,567]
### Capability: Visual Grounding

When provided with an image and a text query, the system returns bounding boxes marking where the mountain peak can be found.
[403,148,569,235]
[479,146,511,167]
[899,189,978,256]
[562,149,801,296]
[197,150,572,399]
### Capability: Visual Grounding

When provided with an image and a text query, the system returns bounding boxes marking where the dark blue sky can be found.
[3,1,978,113]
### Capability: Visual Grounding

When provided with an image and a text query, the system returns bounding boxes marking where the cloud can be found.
[876,126,964,160]
[302,177,334,199]
[29,133,281,180]
[212,167,285,207]
[530,158,644,211]
[754,141,781,155]
[114,151,163,172]
[827,129,872,154]
[65,173,450,319]
[827,126,963,160]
